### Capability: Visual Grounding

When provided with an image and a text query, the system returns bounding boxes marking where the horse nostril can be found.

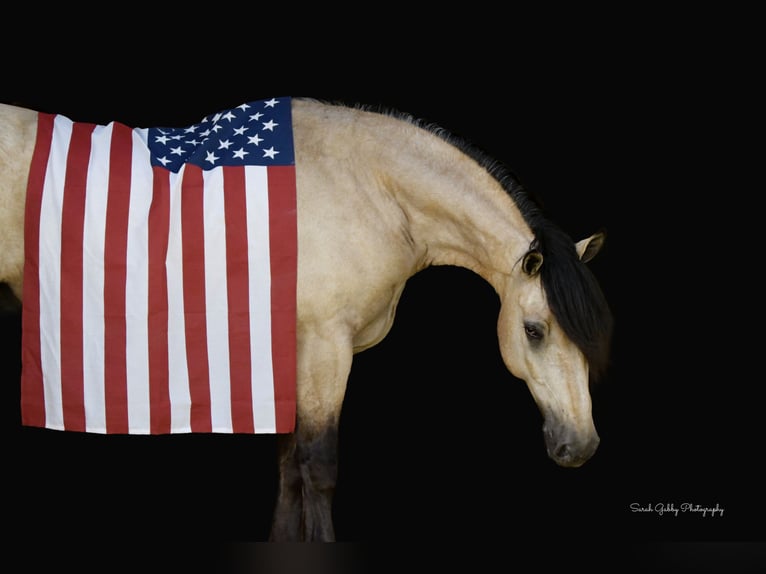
[554,443,571,462]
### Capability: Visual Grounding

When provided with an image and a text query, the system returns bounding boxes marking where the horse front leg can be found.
[269,329,352,542]
[269,423,339,541]
[268,432,303,540]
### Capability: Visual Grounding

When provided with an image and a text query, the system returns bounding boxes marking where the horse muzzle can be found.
[542,417,600,468]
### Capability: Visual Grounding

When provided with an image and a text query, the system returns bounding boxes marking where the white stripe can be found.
[166,167,191,432]
[202,167,233,431]
[245,166,277,431]
[81,122,111,432]
[125,128,152,433]
[37,115,71,430]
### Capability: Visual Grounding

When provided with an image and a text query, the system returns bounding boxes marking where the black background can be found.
[1,5,762,570]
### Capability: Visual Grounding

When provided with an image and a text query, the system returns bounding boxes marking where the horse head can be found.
[498,230,612,468]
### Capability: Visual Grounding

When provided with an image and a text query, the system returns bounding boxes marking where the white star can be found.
[170,146,186,156]
[264,98,279,108]
[233,125,248,136]
[221,110,237,122]
[262,147,279,159]
[237,103,251,112]
[218,139,233,150]
[211,124,223,133]
[205,151,220,164]
[249,112,264,121]
[154,134,171,145]
[157,156,172,166]
[232,147,249,160]
[184,125,198,133]
[262,119,278,131]
[248,133,263,146]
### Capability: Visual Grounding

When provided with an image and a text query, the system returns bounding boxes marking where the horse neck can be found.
[381,120,535,293]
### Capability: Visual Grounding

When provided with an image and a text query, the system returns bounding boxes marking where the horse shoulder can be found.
[291,100,422,352]
[0,104,38,298]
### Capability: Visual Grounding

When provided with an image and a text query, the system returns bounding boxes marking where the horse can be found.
[0,97,613,541]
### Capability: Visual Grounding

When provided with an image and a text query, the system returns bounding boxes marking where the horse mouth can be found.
[543,421,600,468]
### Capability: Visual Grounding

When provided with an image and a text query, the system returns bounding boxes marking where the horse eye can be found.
[524,322,544,342]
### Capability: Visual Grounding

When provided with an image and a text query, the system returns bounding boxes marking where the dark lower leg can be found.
[269,424,339,541]
[268,433,302,541]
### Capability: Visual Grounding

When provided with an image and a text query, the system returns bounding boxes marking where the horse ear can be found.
[575,230,606,263]
[522,250,544,276]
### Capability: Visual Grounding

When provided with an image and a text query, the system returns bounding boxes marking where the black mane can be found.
[416,113,614,382]
[526,219,613,382]
[318,99,614,381]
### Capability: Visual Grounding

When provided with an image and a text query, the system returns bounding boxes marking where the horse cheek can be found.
[496,305,524,381]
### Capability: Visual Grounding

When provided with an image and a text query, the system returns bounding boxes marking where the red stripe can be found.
[267,166,297,433]
[148,168,171,433]
[20,113,54,428]
[223,167,254,432]
[59,122,95,432]
[181,165,212,432]
[102,123,133,433]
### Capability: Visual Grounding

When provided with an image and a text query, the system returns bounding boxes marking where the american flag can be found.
[21,97,297,434]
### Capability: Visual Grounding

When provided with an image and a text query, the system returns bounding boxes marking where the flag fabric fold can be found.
[21,97,297,434]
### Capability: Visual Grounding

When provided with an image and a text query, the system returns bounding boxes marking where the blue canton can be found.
[147,97,294,172]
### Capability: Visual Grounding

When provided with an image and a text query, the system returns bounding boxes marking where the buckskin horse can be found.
[0,97,612,541]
